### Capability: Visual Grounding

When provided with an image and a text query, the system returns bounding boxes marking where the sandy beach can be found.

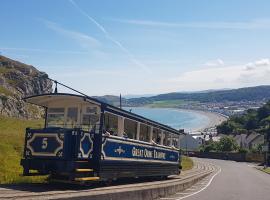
[178,109,228,131]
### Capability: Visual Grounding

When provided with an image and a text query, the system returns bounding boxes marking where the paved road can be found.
[161,158,270,200]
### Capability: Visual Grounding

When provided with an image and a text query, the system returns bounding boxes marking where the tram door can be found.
[77,104,101,161]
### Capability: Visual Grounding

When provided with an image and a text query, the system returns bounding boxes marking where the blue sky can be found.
[1,0,270,95]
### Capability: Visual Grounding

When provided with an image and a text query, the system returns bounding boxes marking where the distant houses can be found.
[179,134,202,151]
[179,131,265,152]
[234,133,264,150]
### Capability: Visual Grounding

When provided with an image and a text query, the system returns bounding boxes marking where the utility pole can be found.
[267,127,270,166]
[264,126,270,167]
[119,94,122,109]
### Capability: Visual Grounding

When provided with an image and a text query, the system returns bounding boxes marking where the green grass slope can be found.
[181,156,194,171]
[0,116,46,184]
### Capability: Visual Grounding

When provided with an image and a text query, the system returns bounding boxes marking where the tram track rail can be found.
[0,159,218,200]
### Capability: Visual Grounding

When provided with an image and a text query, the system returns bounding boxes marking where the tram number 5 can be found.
[42,138,48,149]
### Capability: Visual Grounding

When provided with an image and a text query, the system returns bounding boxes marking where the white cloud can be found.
[245,58,270,70]
[168,58,270,91]
[42,19,101,49]
[254,58,270,66]
[204,59,224,67]
[110,18,270,29]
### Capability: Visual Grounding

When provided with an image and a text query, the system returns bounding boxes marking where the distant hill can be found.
[93,95,127,107]
[123,94,156,99]
[126,85,270,106]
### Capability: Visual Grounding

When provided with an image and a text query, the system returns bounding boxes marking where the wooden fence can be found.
[187,151,264,163]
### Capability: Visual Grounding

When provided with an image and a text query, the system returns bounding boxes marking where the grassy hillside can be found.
[0,116,46,184]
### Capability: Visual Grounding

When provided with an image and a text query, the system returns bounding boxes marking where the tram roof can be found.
[24,93,182,135]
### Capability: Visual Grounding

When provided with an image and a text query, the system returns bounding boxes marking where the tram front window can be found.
[82,106,100,132]
[47,107,65,128]
[66,107,78,128]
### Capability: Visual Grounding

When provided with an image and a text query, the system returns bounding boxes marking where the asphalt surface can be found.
[161,158,270,200]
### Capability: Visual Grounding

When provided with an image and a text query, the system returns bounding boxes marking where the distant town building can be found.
[179,134,201,151]
[233,133,264,150]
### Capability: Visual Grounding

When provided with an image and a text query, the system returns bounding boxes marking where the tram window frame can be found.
[139,123,151,142]
[124,118,137,140]
[104,112,118,136]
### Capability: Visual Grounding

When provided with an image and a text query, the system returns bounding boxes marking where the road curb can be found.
[255,167,270,175]
[55,171,213,200]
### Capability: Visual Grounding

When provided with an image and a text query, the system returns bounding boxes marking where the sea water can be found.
[123,107,210,132]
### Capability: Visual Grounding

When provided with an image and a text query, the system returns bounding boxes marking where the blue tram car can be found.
[21,93,182,183]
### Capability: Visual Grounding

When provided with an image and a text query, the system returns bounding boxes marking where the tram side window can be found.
[47,107,65,128]
[152,128,162,144]
[124,118,137,139]
[163,131,170,146]
[104,112,118,135]
[139,124,150,142]
[172,134,179,148]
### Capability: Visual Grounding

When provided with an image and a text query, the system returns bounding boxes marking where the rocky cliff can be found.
[0,55,52,119]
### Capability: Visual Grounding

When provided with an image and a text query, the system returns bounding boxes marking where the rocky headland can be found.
[0,55,52,119]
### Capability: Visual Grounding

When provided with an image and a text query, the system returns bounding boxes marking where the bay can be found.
[124,107,210,132]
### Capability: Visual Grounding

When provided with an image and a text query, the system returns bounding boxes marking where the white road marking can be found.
[195,182,207,185]
[176,192,192,195]
[174,167,222,200]
[184,188,197,192]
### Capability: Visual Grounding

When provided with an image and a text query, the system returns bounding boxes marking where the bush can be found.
[200,136,239,153]
[216,136,239,152]
[238,148,248,153]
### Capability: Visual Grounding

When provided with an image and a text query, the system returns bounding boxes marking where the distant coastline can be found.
[178,109,228,132]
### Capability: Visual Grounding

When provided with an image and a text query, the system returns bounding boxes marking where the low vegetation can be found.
[200,136,239,153]
[0,116,46,184]
[0,86,14,97]
[181,156,194,171]
[261,167,270,174]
